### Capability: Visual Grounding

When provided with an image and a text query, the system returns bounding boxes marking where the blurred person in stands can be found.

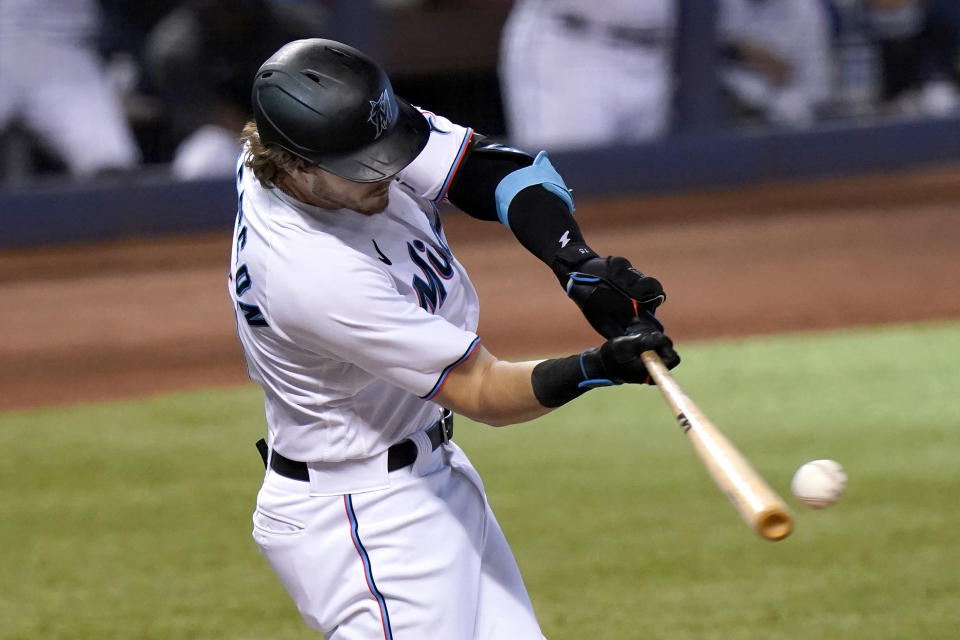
[499,0,677,150]
[867,0,960,116]
[96,1,177,162]
[143,0,325,180]
[0,0,141,180]
[717,0,832,128]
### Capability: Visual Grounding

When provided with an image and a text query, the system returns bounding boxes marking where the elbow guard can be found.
[494,151,575,229]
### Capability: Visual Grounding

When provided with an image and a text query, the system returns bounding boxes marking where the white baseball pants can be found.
[252,442,547,639]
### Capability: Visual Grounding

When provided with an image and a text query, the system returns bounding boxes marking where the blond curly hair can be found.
[239,121,313,189]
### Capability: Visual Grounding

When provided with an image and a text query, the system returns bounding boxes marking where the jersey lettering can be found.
[428,210,454,260]
[419,239,453,279]
[234,193,247,262]
[408,239,453,313]
[238,301,269,327]
[235,264,253,296]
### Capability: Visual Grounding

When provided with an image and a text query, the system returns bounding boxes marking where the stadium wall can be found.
[3,115,960,250]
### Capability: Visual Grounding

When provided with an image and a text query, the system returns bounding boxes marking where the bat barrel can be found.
[756,507,793,541]
[641,350,794,542]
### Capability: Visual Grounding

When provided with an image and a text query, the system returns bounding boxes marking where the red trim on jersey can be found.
[435,128,475,203]
[422,336,482,400]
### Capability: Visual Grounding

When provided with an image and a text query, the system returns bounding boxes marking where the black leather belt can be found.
[255,411,454,481]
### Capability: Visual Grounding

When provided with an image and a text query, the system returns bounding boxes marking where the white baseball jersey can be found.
[229,111,480,466]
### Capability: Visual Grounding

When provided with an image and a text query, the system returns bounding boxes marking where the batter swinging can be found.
[229,39,679,639]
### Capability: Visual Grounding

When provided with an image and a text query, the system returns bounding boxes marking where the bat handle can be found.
[640,349,670,385]
[639,349,689,417]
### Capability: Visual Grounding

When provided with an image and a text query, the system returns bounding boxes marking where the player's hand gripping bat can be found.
[640,350,794,541]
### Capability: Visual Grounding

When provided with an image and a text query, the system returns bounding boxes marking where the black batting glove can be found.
[551,245,667,339]
[582,328,681,386]
[531,320,681,407]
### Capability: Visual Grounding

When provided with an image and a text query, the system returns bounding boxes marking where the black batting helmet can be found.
[251,39,430,182]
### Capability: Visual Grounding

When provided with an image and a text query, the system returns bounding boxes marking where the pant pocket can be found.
[253,507,306,535]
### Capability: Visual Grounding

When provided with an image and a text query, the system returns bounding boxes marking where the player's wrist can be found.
[530,347,618,408]
[503,185,594,277]
[549,243,599,285]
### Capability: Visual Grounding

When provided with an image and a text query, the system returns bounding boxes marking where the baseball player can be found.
[0,0,141,177]
[717,0,832,128]
[230,39,680,639]
[499,0,677,150]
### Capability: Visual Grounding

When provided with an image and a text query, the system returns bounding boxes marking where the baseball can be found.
[791,459,846,509]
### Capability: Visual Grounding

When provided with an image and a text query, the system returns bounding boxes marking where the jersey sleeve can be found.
[269,246,480,399]
[396,110,474,203]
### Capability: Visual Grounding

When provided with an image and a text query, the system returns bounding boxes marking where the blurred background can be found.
[1,0,959,193]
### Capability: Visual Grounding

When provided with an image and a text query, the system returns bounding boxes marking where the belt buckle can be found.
[439,408,453,444]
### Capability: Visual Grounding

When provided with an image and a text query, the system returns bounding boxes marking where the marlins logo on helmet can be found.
[368,89,392,139]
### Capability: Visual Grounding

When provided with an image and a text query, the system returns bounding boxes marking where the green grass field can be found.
[2,322,958,639]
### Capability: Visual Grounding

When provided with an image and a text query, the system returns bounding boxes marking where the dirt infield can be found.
[2,166,959,411]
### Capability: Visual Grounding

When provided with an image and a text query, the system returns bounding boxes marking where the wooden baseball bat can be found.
[640,350,793,541]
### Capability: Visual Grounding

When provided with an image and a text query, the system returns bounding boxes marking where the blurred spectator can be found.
[499,0,677,151]
[867,0,960,116]
[717,0,832,128]
[0,0,141,181]
[96,1,180,163]
[143,0,326,180]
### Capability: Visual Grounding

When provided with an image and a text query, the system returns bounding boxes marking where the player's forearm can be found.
[433,331,680,427]
[503,186,597,284]
[474,358,554,426]
[435,346,551,427]
[446,139,598,281]
[488,151,600,283]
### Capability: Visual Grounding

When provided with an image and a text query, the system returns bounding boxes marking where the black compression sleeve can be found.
[447,140,597,276]
[507,186,593,276]
[447,139,524,222]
